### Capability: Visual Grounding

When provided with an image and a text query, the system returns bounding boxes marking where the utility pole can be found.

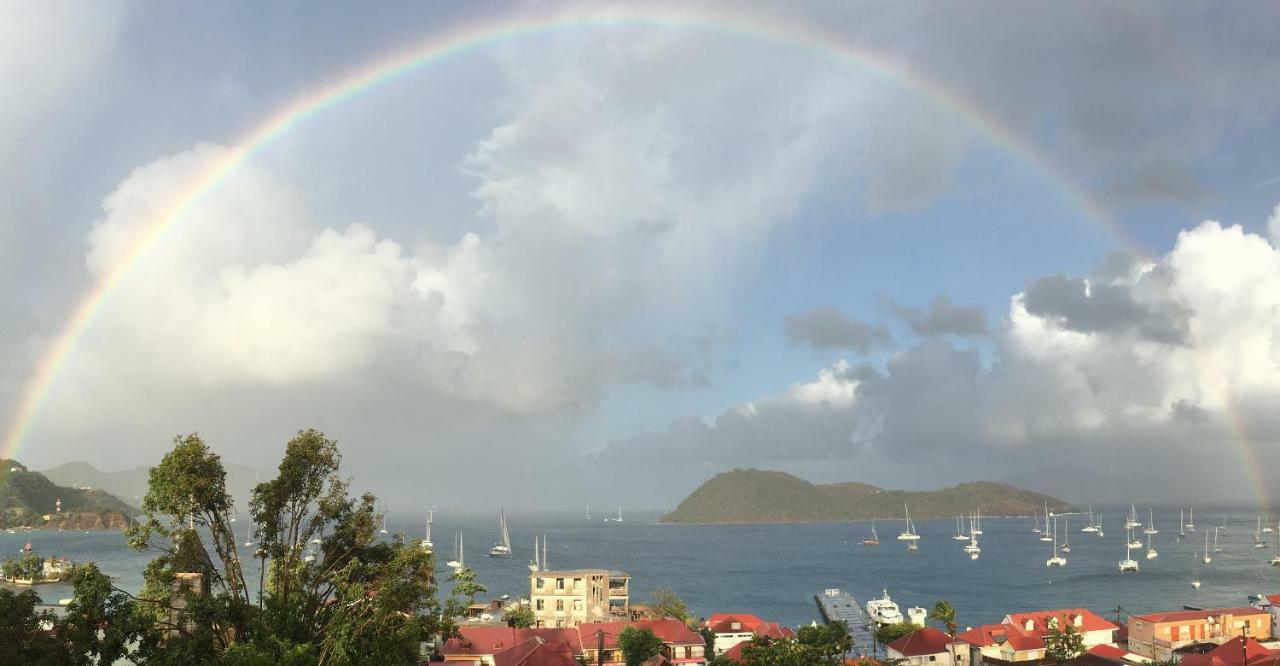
[597,629,605,666]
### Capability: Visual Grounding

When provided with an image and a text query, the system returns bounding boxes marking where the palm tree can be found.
[929,600,958,637]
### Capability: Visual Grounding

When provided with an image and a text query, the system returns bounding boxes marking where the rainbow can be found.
[4,5,1262,505]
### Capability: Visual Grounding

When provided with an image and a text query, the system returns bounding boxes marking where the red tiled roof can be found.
[1134,608,1267,624]
[578,618,704,649]
[493,637,579,666]
[1006,633,1046,651]
[706,613,766,628]
[1005,609,1118,635]
[721,642,749,664]
[1179,637,1278,666]
[1087,644,1130,661]
[445,627,583,657]
[888,627,955,657]
[955,623,1043,651]
[704,613,795,638]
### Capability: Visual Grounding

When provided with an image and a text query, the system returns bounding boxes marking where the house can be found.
[530,569,630,627]
[1002,609,1118,650]
[1178,636,1279,666]
[443,619,705,665]
[886,626,965,666]
[1250,595,1280,638]
[1128,608,1274,661]
[702,613,795,655]
[490,637,579,666]
[578,619,707,665]
[955,623,1046,665]
[1083,643,1151,665]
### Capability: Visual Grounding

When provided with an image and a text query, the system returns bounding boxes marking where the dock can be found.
[815,588,876,654]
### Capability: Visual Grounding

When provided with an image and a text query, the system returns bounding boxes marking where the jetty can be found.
[814,588,875,652]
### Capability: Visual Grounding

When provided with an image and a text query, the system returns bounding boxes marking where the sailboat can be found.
[1255,517,1267,548]
[1119,527,1140,572]
[1192,551,1202,587]
[963,514,981,559]
[1179,509,1186,540]
[1213,527,1222,553]
[1081,507,1099,533]
[529,535,540,571]
[1032,513,1042,534]
[379,503,388,535]
[1271,523,1280,566]
[615,506,623,523]
[488,509,513,558]
[897,505,921,541]
[244,521,254,548]
[972,508,983,535]
[585,504,591,521]
[862,522,881,546]
[1096,513,1105,538]
[446,531,464,570]
[1144,509,1158,535]
[1127,525,1144,549]
[1266,512,1275,533]
[541,535,549,570]
[422,510,434,553]
[1061,517,1072,553]
[1039,502,1053,542]
[1203,531,1212,564]
[1145,531,1158,559]
[1186,507,1196,532]
[1047,516,1067,567]
[952,516,969,541]
[1125,503,1142,530]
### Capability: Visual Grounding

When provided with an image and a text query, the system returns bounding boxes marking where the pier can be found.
[815,588,876,654]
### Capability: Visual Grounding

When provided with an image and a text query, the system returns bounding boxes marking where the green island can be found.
[661,468,1073,524]
[0,459,133,531]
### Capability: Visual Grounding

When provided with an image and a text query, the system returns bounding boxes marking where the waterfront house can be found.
[443,619,705,665]
[1177,636,1277,666]
[886,626,966,666]
[701,612,795,655]
[1250,595,1280,638]
[1128,608,1274,661]
[955,623,1046,665]
[529,569,630,628]
[1002,609,1118,650]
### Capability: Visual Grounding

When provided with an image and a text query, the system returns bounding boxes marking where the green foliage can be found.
[651,587,692,625]
[929,600,958,636]
[662,469,1073,523]
[505,604,536,628]
[797,620,853,661]
[449,565,488,605]
[2,551,45,582]
[876,622,920,647]
[1045,622,1086,662]
[0,586,62,663]
[618,626,665,666]
[738,635,823,665]
[0,459,132,529]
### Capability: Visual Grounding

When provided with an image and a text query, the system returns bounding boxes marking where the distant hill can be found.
[42,460,259,510]
[661,469,1073,524]
[0,460,134,530]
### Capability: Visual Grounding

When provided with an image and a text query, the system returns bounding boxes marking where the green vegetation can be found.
[662,468,1073,523]
[0,459,133,530]
[725,623,852,665]
[0,429,453,664]
[930,600,958,636]
[505,604,536,628]
[1045,623,1086,662]
[449,566,488,606]
[618,626,664,666]
[875,621,920,647]
[651,587,692,625]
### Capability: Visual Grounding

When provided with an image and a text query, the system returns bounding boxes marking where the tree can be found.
[929,600,958,637]
[56,563,152,666]
[798,620,853,661]
[505,604,536,628]
[739,636,822,665]
[618,626,665,666]
[876,621,920,647]
[651,587,692,625]
[449,566,488,606]
[1045,622,1086,662]
[0,587,62,663]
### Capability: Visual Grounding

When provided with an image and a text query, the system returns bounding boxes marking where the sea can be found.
[5,506,1280,631]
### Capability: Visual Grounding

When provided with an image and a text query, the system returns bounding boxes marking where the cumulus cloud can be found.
[784,308,893,352]
[886,295,988,337]
[603,210,1280,502]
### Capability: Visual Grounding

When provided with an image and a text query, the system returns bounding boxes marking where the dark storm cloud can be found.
[783,308,893,352]
[886,295,988,337]
[1022,274,1189,344]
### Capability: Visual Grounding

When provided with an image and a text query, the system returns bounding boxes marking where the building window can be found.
[556,600,564,611]
[574,600,583,611]
[536,578,544,588]
[536,599,544,611]
[929,656,937,662]
[556,578,565,590]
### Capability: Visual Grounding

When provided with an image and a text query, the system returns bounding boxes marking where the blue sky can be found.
[4,1,1280,507]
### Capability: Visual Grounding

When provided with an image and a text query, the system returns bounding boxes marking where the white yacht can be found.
[422,510,434,553]
[1186,507,1196,532]
[1255,517,1267,548]
[1119,528,1140,572]
[1179,509,1186,540]
[488,509,513,558]
[1046,516,1066,567]
[952,515,969,541]
[897,505,921,541]
[1081,507,1099,533]
[1125,503,1142,530]
[963,514,981,559]
[972,508,983,535]
[1038,502,1053,542]
[1203,531,1212,564]
[446,531,464,570]
[867,589,905,625]
[244,521,254,548]
[1144,509,1158,535]
[1145,532,1158,559]
[1061,517,1072,553]
[529,535,540,572]
[1213,527,1222,553]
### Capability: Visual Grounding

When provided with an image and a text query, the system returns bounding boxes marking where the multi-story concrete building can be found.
[1128,607,1274,661]
[529,569,630,628]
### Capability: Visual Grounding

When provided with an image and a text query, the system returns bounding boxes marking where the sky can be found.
[4,1,1280,509]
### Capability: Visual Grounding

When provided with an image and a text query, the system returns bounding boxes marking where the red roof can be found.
[1179,637,1277,666]
[1134,607,1267,624]
[1005,609,1117,635]
[493,637,579,666]
[445,627,583,656]
[1087,644,1131,661]
[704,613,795,638]
[721,642,749,664]
[888,627,955,657]
[581,619,704,649]
[955,623,1043,651]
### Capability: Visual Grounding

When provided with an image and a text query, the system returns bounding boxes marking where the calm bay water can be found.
[5,506,1280,629]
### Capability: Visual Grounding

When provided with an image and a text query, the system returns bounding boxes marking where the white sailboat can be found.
[585,504,591,521]
[1081,507,1099,533]
[244,521,254,548]
[1119,527,1140,572]
[1255,517,1267,548]
[1213,527,1222,553]
[615,506,623,523]
[1266,513,1275,533]
[1271,524,1280,566]
[1039,502,1053,542]
[446,531,464,570]
[1144,509,1158,535]
[1127,526,1144,549]
[972,508,983,535]
[1125,503,1142,530]
[1032,513,1042,534]
[1192,551,1202,587]
[422,510,434,553]
[1145,531,1158,559]
[488,509,513,558]
[1096,512,1105,538]
[952,516,969,541]
[1047,516,1066,567]
[1179,509,1186,540]
[963,513,981,559]
[1203,531,1212,564]
[379,503,388,535]
[1061,517,1072,553]
[1186,507,1196,532]
[897,505,921,541]
[529,535,540,572]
